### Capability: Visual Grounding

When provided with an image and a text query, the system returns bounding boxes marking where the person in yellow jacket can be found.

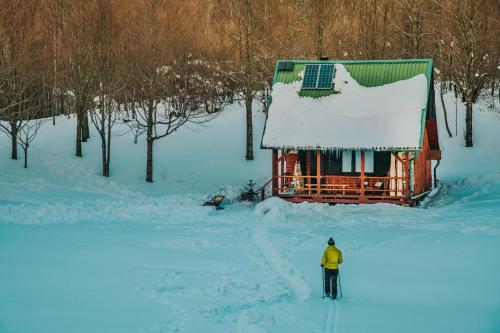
[320,238,343,299]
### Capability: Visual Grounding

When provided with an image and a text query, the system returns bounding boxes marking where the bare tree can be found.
[44,0,66,125]
[291,0,337,59]
[214,0,273,160]
[18,118,45,168]
[131,56,229,182]
[430,3,453,138]
[87,0,124,177]
[60,0,95,157]
[397,0,432,57]
[126,0,231,182]
[437,0,496,147]
[0,0,42,159]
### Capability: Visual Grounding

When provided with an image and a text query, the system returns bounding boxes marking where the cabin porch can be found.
[271,149,416,205]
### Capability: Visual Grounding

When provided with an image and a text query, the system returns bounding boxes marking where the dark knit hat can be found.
[328,238,335,245]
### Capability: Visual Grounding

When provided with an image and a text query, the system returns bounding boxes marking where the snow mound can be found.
[254,197,292,222]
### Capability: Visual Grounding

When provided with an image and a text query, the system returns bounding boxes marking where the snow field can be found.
[0,91,499,332]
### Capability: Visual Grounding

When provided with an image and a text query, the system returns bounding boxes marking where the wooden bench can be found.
[203,195,225,209]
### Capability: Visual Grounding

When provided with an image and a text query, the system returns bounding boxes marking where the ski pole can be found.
[322,267,325,299]
[338,270,343,299]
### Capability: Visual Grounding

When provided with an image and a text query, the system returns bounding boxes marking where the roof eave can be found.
[261,144,422,152]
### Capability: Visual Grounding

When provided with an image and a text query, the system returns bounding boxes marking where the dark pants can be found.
[324,268,339,296]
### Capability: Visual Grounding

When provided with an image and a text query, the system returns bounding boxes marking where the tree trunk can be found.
[82,111,90,142]
[146,106,154,182]
[465,98,473,147]
[76,111,83,157]
[52,91,56,125]
[492,80,496,109]
[105,108,111,177]
[245,94,254,160]
[315,21,324,59]
[100,128,108,176]
[314,0,326,59]
[439,83,453,137]
[146,137,153,182]
[10,120,18,160]
[23,146,28,168]
[104,161,110,177]
[59,94,65,116]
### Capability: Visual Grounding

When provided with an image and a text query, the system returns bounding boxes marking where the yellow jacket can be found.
[321,246,343,269]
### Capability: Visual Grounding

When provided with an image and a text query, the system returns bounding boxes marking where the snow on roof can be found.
[262,64,429,150]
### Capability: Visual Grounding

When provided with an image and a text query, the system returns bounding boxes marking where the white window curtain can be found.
[365,151,374,173]
[355,151,361,172]
[342,151,352,172]
[354,151,374,173]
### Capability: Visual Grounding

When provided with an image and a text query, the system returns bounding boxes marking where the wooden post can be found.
[316,150,321,197]
[404,152,410,204]
[272,149,278,196]
[306,151,311,186]
[360,151,366,202]
[280,149,285,188]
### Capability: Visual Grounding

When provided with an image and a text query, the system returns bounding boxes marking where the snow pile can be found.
[262,64,428,150]
[254,196,292,222]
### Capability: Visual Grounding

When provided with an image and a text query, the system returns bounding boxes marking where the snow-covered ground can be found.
[0,94,499,333]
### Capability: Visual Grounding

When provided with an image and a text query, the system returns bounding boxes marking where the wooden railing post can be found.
[360,151,366,202]
[280,149,285,188]
[316,150,321,197]
[404,152,410,203]
[272,149,278,196]
[306,151,311,186]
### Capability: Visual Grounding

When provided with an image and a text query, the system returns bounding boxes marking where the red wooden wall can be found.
[413,128,433,195]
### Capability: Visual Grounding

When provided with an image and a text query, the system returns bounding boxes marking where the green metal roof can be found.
[265,58,434,150]
[273,59,433,92]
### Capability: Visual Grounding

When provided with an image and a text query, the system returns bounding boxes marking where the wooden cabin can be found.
[261,59,441,206]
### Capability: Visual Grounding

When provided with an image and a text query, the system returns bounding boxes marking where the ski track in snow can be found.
[235,311,267,333]
[148,290,189,333]
[251,222,312,303]
[334,301,340,333]
[324,300,339,333]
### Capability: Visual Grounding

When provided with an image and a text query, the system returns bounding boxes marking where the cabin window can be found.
[366,151,374,172]
[374,151,391,176]
[342,151,352,172]
[343,150,374,173]
[321,151,342,174]
[354,151,374,173]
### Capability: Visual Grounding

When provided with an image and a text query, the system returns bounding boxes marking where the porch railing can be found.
[272,175,407,202]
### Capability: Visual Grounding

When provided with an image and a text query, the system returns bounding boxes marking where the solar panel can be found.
[317,64,334,89]
[302,64,334,89]
[302,64,319,89]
